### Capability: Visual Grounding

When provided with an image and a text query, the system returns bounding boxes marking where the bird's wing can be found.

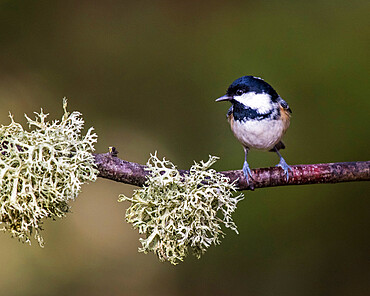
[278,97,292,113]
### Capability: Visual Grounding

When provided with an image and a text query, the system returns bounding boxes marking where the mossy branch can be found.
[1,100,368,263]
[94,150,370,191]
[0,100,98,246]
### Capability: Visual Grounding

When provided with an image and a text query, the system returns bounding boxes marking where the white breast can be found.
[231,118,288,150]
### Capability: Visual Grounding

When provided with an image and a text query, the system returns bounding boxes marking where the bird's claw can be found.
[243,162,255,189]
[276,159,293,181]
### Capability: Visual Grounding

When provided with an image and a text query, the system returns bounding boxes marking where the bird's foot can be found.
[275,158,293,181]
[243,161,255,190]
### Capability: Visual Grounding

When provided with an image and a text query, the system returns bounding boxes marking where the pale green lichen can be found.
[0,99,98,246]
[119,153,244,265]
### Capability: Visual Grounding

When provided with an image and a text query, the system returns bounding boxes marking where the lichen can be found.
[119,153,244,265]
[0,99,98,246]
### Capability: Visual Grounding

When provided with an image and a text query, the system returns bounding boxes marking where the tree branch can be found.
[93,151,370,191]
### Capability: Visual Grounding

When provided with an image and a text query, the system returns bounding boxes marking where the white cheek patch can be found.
[234,92,273,114]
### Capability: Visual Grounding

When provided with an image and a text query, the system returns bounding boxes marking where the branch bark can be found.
[93,152,370,191]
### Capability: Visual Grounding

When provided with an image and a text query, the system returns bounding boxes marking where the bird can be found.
[216,75,292,185]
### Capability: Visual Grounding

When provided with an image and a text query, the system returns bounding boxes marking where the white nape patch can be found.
[234,92,273,114]
[252,76,264,81]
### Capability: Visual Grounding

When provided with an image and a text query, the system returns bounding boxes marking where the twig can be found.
[93,151,370,191]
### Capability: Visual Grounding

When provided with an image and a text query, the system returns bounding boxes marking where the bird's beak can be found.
[215,95,232,102]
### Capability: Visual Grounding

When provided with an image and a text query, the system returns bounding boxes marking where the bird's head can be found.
[216,76,280,112]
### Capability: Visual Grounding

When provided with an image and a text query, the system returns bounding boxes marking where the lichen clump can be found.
[119,153,244,265]
[0,99,98,246]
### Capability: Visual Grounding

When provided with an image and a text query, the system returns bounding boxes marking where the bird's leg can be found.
[273,146,293,181]
[242,147,254,184]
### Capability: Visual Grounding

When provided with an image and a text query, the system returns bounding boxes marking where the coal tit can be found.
[216,75,292,184]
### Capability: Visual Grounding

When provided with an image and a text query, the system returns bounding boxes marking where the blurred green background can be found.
[0,0,369,295]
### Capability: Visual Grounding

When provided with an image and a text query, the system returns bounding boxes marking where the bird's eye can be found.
[236,89,243,96]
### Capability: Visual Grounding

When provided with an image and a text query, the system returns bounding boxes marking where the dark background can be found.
[0,1,369,295]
